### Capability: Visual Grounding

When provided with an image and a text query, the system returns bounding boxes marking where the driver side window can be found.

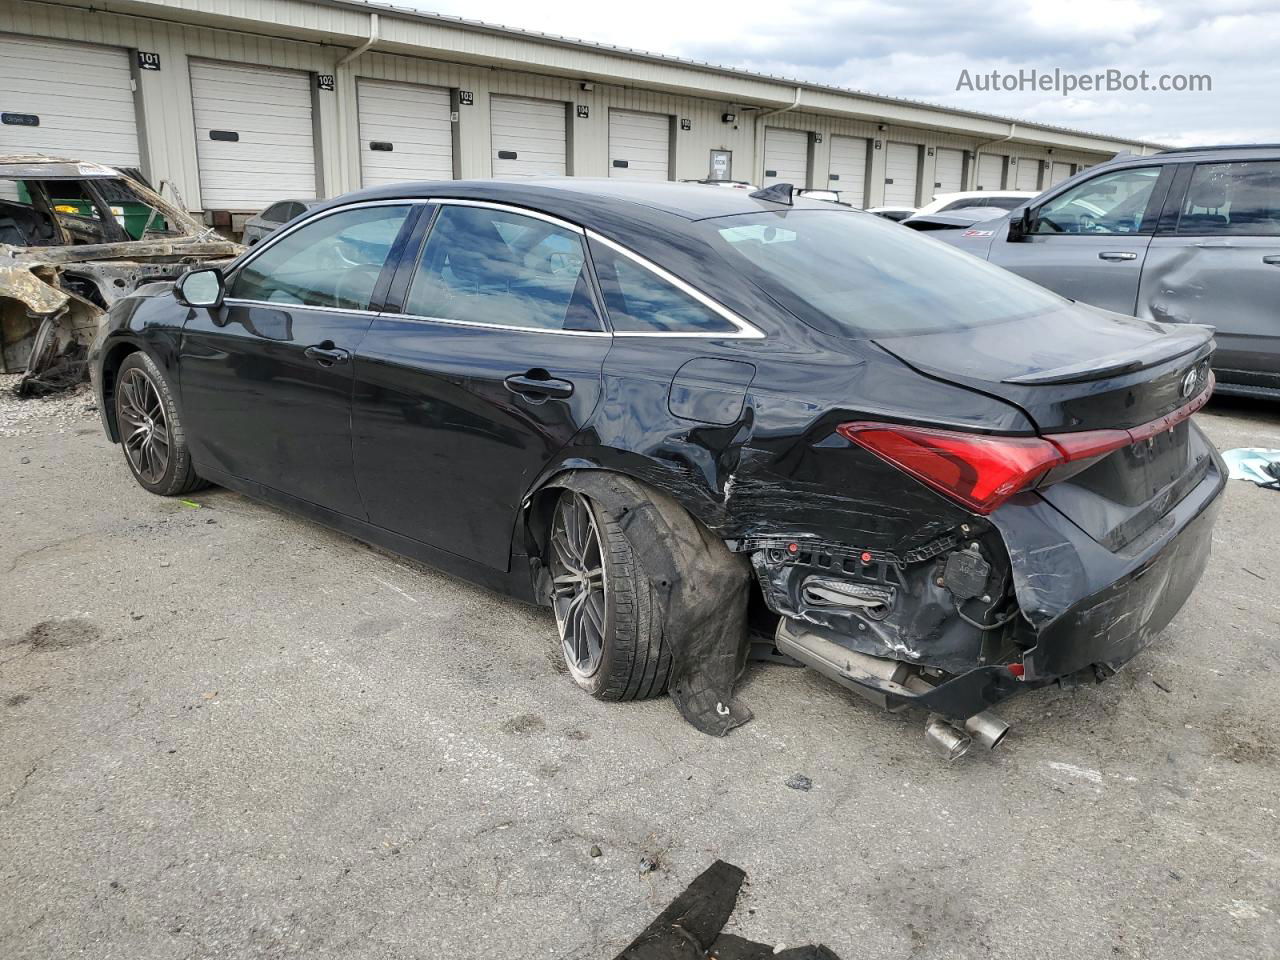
[230,204,412,310]
[1032,167,1162,235]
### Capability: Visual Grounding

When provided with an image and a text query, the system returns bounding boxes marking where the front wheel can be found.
[114,351,207,497]
[549,490,673,701]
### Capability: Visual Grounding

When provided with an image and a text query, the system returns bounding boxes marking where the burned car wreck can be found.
[1,157,240,394]
[89,179,1225,759]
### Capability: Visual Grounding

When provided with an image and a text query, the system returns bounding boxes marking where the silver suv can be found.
[945,145,1280,400]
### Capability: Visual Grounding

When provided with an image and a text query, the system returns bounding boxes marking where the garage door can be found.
[976,153,1005,191]
[0,35,139,167]
[827,135,868,204]
[933,147,965,195]
[762,128,808,188]
[190,60,316,210]
[883,142,920,206]
[490,95,566,179]
[1048,161,1074,186]
[357,79,453,187]
[1014,158,1041,191]
[608,109,669,181]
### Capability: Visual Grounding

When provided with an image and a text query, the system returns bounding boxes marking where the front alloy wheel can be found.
[118,366,171,484]
[550,491,608,682]
[112,350,207,497]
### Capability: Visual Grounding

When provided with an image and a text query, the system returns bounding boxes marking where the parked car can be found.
[866,205,917,221]
[0,156,241,393]
[913,190,1036,218]
[943,144,1280,400]
[240,198,321,245]
[90,179,1224,758]
[902,207,1015,232]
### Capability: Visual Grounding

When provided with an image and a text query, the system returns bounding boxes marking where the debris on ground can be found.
[1,373,95,438]
[783,774,813,792]
[615,860,841,959]
[590,844,602,858]
[1221,448,1280,489]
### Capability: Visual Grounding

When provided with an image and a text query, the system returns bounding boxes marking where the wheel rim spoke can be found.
[550,493,608,679]
[118,369,171,484]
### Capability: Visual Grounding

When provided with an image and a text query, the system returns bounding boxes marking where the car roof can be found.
[344,177,838,223]
[1104,144,1280,168]
[933,190,1035,200]
[0,155,123,179]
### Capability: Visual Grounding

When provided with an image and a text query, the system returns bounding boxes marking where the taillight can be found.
[836,422,1063,515]
[839,378,1212,515]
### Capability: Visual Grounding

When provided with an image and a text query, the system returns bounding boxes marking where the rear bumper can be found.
[778,443,1226,724]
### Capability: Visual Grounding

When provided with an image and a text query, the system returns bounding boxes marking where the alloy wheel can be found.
[117,367,171,485]
[549,492,608,680]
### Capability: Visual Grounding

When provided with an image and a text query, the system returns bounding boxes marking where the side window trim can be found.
[224,199,427,311]
[383,198,611,338]
[1154,163,1194,235]
[585,231,765,339]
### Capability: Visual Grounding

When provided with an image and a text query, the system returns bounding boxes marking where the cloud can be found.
[406,0,1278,143]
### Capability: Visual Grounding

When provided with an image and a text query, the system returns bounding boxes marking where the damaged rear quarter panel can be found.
[521,301,1037,672]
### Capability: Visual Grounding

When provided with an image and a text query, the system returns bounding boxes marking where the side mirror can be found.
[1007,206,1033,241]
[175,268,224,308]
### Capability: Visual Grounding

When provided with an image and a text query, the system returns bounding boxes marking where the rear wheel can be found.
[549,490,672,701]
[114,351,207,497]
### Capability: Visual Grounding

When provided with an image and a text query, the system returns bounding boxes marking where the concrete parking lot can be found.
[2,376,1278,960]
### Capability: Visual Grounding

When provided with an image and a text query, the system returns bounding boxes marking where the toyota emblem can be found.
[1181,368,1198,398]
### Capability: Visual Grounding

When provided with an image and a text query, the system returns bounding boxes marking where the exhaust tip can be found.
[925,717,972,761]
[963,710,1011,750]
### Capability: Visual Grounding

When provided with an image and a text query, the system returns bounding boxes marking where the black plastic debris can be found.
[614,860,842,960]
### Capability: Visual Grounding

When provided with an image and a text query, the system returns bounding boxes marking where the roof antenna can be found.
[749,182,794,205]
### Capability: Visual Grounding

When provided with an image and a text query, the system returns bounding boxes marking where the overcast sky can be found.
[408,0,1278,146]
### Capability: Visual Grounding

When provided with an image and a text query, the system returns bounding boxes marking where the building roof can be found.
[310,0,1166,150]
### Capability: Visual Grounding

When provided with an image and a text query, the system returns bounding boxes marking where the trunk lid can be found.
[873,302,1214,434]
[873,304,1217,549]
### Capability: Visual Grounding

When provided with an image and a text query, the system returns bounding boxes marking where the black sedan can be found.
[89,179,1224,758]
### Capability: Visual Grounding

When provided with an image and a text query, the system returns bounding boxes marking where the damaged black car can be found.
[88,180,1225,758]
[1,157,241,394]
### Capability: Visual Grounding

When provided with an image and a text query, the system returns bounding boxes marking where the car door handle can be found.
[303,343,351,366]
[1263,255,1280,265]
[1098,251,1138,261]
[504,373,574,400]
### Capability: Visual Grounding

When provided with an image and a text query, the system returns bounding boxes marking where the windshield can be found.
[705,209,1070,338]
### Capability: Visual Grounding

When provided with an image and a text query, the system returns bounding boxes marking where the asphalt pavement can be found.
[2,378,1278,959]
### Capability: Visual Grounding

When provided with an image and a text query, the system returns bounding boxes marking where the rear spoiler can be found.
[1002,326,1214,385]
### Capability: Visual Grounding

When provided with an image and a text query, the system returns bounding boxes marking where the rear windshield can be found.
[704,209,1068,338]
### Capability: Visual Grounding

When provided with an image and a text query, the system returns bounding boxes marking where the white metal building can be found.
[0,0,1162,226]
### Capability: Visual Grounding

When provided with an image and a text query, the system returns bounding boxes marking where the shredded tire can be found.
[591,498,674,701]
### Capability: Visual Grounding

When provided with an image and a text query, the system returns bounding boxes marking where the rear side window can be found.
[230,204,411,309]
[1176,161,1280,236]
[707,209,1071,338]
[260,202,292,223]
[403,205,602,332]
[588,239,738,335]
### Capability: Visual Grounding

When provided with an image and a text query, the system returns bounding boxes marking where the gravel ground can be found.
[1,384,1278,960]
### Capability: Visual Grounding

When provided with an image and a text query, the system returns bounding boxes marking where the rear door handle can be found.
[504,373,574,400]
[1263,255,1280,265]
[1098,251,1138,261]
[304,343,351,365]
